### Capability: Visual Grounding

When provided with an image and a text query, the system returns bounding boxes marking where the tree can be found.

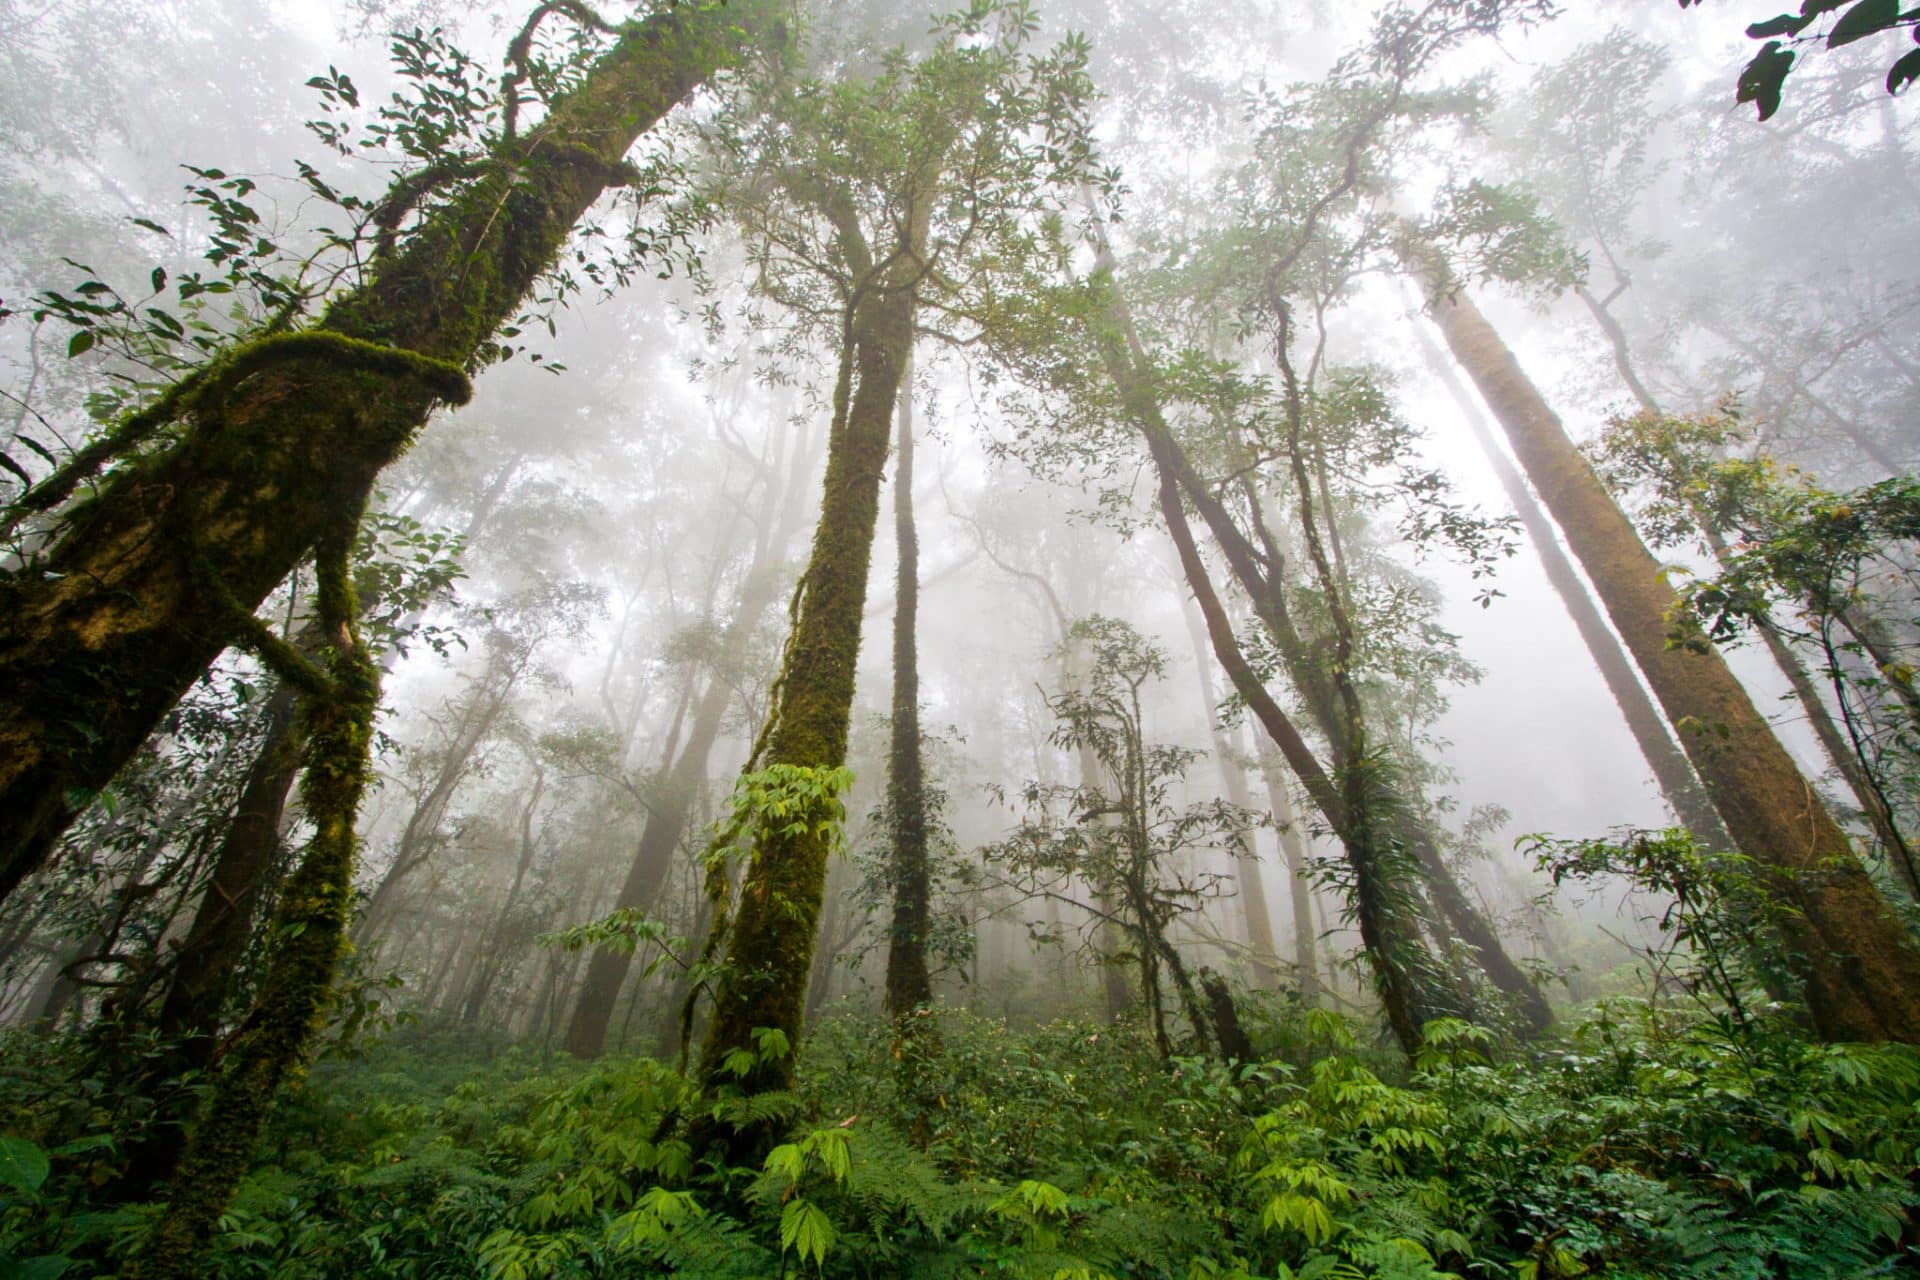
[985,617,1242,1060]
[1423,278,1920,1041]
[129,506,379,1279]
[0,0,778,903]
[1595,406,1920,897]
[1010,4,1564,1049]
[687,1,1098,1153]
[1402,287,1730,847]
[883,366,933,1019]
[563,427,810,1057]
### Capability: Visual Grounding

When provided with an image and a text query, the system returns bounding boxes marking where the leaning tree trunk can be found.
[1405,294,1730,847]
[884,366,934,1020]
[1177,594,1280,988]
[1429,283,1920,1043]
[1563,284,1896,859]
[0,0,775,907]
[692,273,917,1151]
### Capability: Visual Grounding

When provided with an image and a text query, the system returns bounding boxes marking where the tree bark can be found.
[1430,283,1920,1042]
[693,265,916,1143]
[884,365,934,1018]
[1407,295,1730,847]
[0,0,774,906]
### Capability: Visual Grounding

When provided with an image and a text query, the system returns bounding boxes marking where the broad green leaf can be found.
[0,1134,51,1194]
[779,1198,835,1268]
[1829,0,1900,46]
[1737,41,1796,119]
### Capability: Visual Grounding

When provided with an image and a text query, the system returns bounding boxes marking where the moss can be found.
[692,281,915,1163]
[3,333,469,546]
[128,512,379,1280]
[0,0,778,904]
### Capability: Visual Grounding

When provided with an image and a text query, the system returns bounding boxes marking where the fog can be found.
[2,0,1917,1176]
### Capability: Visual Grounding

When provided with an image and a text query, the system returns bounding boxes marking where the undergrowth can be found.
[2,995,1917,1278]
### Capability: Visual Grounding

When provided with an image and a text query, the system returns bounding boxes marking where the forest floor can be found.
[4,993,1920,1278]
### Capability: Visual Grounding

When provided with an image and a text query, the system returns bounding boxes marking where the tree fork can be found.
[0,0,777,905]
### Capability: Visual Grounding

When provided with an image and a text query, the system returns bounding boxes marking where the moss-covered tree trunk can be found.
[1406,299,1729,847]
[128,521,379,1280]
[1430,284,1920,1042]
[0,0,774,907]
[692,278,915,1146]
[884,367,934,1019]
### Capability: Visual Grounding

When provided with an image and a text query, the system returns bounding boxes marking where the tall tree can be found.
[0,0,778,902]
[1424,280,1920,1042]
[1402,287,1730,846]
[884,365,933,1018]
[688,3,1097,1150]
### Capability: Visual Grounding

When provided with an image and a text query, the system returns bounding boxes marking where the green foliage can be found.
[1678,0,1920,118]
[1593,407,1920,891]
[1527,827,1796,1030]
[7,991,1919,1277]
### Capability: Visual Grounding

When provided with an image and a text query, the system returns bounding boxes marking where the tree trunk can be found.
[1407,294,1730,847]
[884,366,934,1019]
[692,271,916,1145]
[154,684,301,1050]
[1256,749,1321,1005]
[460,769,545,1026]
[1562,284,1893,858]
[1429,283,1920,1042]
[130,527,380,1279]
[1177,594,1280,987]
[1407,831,1551,1034]
[0,0,774,907]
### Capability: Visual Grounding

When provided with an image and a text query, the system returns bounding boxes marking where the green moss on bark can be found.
[0,0,776,907]
[128,515,379,1280]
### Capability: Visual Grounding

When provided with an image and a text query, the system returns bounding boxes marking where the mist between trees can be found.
[2,1,1919,1276]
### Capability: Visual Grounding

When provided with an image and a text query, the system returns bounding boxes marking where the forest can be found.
[1,0,1918,1275]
